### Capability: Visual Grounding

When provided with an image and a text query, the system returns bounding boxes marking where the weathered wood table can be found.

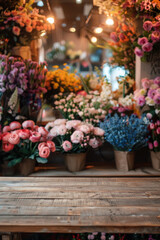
[0,177,160,234]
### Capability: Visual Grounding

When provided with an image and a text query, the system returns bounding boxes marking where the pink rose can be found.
[12,26,20,36]
[46,141,56,152]
[142,42,153,52]
[2,142,14,152]
[146,113,152,119]
[148,142,153,150]
[141,78,151,89]
[89,138,99,149]
[150,123,155,129]
[93,127,105,136]
[148,89,156,99]
[39,146,50,158]
[66,120,81,130]
[77,124,90,134]
[19,129,30,139]
[137,95,145,106]
[118,107,125,113]
[110,32,119,42]
[143,21,153,31]
[29,131,41,142]
[153,21,160,31]
[156,127,160,134]
[154,140,159,148]
[134,47,144,57]
[9,121,21,130]
[57,125,67,135]
[62,141,72,152]
[38,127,48,137]
[71,130,84,143]
[2,132,11,143]
[22,120,35,129]
[8,132,20,145]
[151,31,160,43]
[26,26,32,32]
[3,126,11,133]
[138,37,148,46]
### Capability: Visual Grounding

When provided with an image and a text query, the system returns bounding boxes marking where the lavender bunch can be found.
[100,114,148,151]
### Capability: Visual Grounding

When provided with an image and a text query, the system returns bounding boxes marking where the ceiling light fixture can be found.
[94,27,103,34]
[106,17,114,26]
[47,17,55,24]
[69,27,76,33]
[76,0,82,4]
[91,36,97,43]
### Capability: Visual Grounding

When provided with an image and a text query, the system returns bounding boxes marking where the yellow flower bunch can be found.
[45,65,82,93]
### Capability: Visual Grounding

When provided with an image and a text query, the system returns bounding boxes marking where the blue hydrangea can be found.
[100,114,149,151]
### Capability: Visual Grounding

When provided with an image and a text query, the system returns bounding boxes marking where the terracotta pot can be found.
[11,46,31,59]
[65,152,86,172]
[19,158,36,176]
[150,151,160,170]
[114,150,135,171]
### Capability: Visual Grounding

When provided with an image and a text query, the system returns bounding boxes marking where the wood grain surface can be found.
[0,177,160,233]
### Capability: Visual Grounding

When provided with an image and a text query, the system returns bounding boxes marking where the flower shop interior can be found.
[0,0,160,239]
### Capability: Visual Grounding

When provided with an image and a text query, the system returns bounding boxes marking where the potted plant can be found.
[45,119,104,172]
[1,120,56,176]
[100,114,148,171]
[134,77,160,169]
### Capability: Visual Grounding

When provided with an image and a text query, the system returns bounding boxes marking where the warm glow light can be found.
[91,36,97,43]
[40,31,46,37]
[76,0,82,3]
[106,18,114,26]
[47,17,55,24]
[94,27,103,34]
[69,27,76,32]
[37,1,44,7]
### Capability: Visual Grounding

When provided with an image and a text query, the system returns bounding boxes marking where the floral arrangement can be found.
[0,54,47,125]
[100,114,148,151]
[147,120,160,152]
[44,65,82,103]
[0,1,52,52]
[45,119,104,153]
[1,120,56,167]
[54,91,108,126]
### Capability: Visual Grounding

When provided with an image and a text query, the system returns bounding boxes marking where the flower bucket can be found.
[114,150,135,171]
[65,152,86,172]
[1,161,17,176]
[150,151,160,170]
[19,158,36,176]
[11,46,31,60]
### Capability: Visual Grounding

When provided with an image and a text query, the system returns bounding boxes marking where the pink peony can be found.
[39,146,50,158]
[153,93,160,104]
[62,141,72,152]
[71,130,84,143]
[143,21,153,31]
[148,89,156,99]
[151,31,160,43]
[22,120,35,129]
[50,127,58,137]
[56,125,67,135]
[89,138,99,149]
[137,95,145,106]
[141,78,150,89]
[19,129,30,139]
[12,26,20,36]
[46,141,56,152]
[77,124,90,134]
[142,42,153,52]
[53,119,67,126]
[38,127,48,137]
[29,131,41,142]
[9,121,21,130]
[148,142,153,150]
[2,142,14,152]
[134,47,144,57]
[66,120,81,130]
[138,37,148,46]
[154,140,159,148]
[8,132,20,145]
[93,127,105,136]
[3,126,11,133]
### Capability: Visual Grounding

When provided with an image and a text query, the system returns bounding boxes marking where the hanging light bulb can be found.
[106,17,114,26]
[47,17,55,24]
[69,27,76,32]
[94,27,103,34]
[91,36,97,43]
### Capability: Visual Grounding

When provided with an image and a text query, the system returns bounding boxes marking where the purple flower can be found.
[134,47,144,57]
[137,95,145,106]
[154,77,160,86]
[142,42,153,52]
[148,89,156,99]
[138,37,148,46]
[143,21,153,31]
[17,88,24,95]
[9,84,15,90]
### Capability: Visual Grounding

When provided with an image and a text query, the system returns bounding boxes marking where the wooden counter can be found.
[0,177,160,234]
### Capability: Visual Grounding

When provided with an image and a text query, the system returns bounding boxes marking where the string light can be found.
[106,17,114,26]
[91,36,97,43]
[69,27,76,32]
[94,27,103,34]
[47,17,55,24]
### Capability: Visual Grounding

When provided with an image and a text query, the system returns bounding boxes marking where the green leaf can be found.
[36,157,48,164]
[8,157,22,167]
[29,154,35,160]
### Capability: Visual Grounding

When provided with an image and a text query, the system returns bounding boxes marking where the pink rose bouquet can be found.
[1,120,56,167]
[45,119,104,153]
